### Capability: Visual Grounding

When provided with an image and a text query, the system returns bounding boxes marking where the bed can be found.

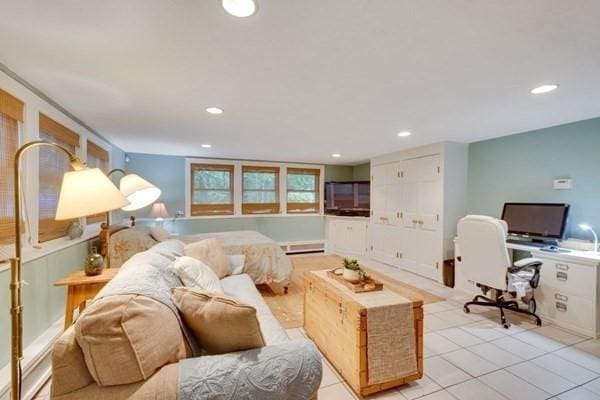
[104,227,293,293]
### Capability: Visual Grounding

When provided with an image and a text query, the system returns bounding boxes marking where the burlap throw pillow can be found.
[172,287,265,354]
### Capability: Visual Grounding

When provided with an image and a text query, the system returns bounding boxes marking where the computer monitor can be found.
[501,203,570,241]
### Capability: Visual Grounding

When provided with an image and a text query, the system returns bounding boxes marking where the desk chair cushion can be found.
[457,215,512,290]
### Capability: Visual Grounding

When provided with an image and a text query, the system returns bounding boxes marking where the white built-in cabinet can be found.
[370,142,468,282]
[326,216,369,257]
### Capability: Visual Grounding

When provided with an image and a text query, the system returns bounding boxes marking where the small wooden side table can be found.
[54,268,119,329]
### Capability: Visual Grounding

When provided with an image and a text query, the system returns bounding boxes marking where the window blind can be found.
[38,114,80,242]
[86,140,110,224]
[190,163,235,216]
[242,165,280,214]
[286,167,321,213]
[0,91,23,245]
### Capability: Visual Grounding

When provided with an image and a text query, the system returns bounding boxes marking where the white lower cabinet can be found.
[326,216,369,257]
[534,254,599,337]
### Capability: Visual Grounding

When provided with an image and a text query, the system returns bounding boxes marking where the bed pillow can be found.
[150,226,170,242]
[169,256,224,294]
[172,287,265,354]
[184,238,231,278]
[229,254,246,275]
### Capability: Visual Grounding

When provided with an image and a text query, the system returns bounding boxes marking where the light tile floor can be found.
[293,256,600,400]
[33,255,600,400]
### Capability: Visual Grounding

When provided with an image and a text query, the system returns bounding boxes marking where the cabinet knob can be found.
[418,220,424,225]
[412,219,418,224]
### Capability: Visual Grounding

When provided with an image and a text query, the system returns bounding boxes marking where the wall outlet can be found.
[553,178,572,190]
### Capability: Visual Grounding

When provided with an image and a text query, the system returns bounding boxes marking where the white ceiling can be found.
[1,0,600,165]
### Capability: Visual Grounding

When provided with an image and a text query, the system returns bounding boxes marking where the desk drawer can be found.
[539,259,595,300]
[537,286,594,331]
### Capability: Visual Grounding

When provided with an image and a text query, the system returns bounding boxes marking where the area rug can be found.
[259,253,444,329]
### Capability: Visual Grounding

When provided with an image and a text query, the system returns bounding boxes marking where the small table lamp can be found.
[579,224,599,253]
[149,202,169,226]
[9,140,129,400]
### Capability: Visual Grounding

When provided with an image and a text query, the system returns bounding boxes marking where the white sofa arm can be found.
[177,339,322,400]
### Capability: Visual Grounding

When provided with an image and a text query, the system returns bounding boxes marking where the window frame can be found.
[286,167,321,214]
[85,139,111,225]
[241,165,281,215]
[190,163,235,216]
[185,158,324,218]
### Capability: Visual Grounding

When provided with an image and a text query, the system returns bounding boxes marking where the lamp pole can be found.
[10,141,85,400]
[100,168,126,268]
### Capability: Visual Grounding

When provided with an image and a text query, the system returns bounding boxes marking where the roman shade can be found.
[86,140,110,224]
[0,90,23,245]
[38,113,80,242]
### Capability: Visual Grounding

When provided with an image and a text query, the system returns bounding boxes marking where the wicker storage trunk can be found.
[304,271,423,396]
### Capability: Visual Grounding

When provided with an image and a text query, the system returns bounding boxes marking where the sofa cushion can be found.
[220,274,289,345]
[75,294,189,386]
[184,238,231,278]
[150,226,170,242]
[172,287,265,354]
[169,256,224,294]
[51,326,94,397]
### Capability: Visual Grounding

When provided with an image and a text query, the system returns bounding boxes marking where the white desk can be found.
[455,239,600,337]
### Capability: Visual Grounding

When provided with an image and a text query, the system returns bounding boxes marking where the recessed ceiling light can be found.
[201,144,212,148]
[397,131,412,137]
[206,107,223,114]
[222,0,257,17]
[332,153,341,158]
[531,84,558,94]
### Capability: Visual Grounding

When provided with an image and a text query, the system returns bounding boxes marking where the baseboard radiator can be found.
[280,241,325,254]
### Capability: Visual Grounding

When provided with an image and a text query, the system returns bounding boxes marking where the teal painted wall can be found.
[467,117,600,239]
[352,163,370,181]
[0,241,90,367]
[324,165,353,182]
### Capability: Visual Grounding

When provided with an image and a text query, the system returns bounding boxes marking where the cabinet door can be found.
[416,155,442,279]
[370,223,389,263]
[387,162,402,226]
[371,185,387,224]
[399,159,420,270]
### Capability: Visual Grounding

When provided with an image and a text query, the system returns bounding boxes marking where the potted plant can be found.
[343,258,362,283]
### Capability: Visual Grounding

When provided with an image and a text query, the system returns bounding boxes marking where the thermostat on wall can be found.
[553,178,572,190]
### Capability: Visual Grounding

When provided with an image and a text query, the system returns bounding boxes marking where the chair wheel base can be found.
[463,294,542,329]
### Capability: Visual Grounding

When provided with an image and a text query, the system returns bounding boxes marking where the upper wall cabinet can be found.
[370,142,468,282]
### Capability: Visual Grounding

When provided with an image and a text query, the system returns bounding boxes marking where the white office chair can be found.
[457,215,543,328]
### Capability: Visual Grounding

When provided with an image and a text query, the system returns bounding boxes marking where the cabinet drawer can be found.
[539,260,595,299]
[537,286,594,331]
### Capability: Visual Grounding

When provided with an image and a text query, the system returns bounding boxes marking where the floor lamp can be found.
[9,141,129,400]
[100,169,161,267]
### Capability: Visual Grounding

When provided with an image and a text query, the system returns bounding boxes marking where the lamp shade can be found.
[55,168,130,220]
[119,174,161,211]
[149,202,169,219]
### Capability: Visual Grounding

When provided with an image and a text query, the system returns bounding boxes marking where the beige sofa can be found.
[51,240,322,399]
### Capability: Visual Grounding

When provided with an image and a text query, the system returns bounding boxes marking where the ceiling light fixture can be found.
[201,144,212,148]
[332,153,341,158]
[222,0,257,17]
[206,107,223,114]
[531,84,558,94]
[397,131,412,137]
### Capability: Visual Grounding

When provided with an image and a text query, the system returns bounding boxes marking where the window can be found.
[86,140,109,224]
[242,165,280,214]
[287,168,321,213]
[0,89,24,246]
[38,113,80,242]
[190,163,234,216]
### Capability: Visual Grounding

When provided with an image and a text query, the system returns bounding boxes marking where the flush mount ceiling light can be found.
[222,0,257,17]
[531,84,558,94]
[201,144,212,148]
[397,131,412,137]
[332,153,341,158]
[206,107,223,114]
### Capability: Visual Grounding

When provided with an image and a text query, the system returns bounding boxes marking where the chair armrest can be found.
[177,339,322,400]
[508,257,543,273]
